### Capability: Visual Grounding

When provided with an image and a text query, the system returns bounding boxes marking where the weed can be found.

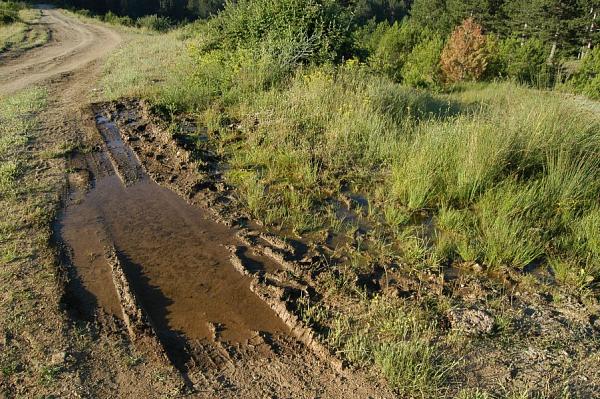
[39,364,62,386]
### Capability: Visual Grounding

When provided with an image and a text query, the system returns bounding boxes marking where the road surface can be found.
[0,6,121,95]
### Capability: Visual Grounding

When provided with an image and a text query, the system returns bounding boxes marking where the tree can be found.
[440,17,489,82]
[351,0,412,24]
[409,0,453,33]
[503,0,587,59]
[446,0,492,28]
[569,45,600,98]
[401,35,444,87]
[369,21,432,81]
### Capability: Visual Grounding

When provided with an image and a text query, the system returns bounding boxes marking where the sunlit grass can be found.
[0,7,47,53]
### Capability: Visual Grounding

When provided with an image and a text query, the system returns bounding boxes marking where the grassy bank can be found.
[0,3,48,54]
[0,87,64,396]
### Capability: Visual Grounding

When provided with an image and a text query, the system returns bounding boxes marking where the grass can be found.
[0,5,48,53]
[328,296,453,398]
[0,87,68,396]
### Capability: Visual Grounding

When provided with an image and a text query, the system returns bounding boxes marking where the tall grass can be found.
[176,57,599,278]
[195,63,600,277]
[328,297,452,398]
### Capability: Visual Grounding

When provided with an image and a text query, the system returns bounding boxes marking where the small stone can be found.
[51,351,67,365]
[471,263,483,273]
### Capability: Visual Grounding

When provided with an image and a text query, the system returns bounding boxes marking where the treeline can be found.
[352,0,599,92]
[179,0,598,95]
[57,0,224,19]
[406,0,599,59]
[56,0,599,61]
[57,0,599,95]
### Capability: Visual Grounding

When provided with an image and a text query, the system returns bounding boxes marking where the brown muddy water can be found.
[57,114,288,346]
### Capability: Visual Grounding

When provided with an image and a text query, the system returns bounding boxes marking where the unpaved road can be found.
[0,5,121,95]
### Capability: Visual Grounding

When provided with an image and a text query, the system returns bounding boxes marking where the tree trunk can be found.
[548,29,559,63]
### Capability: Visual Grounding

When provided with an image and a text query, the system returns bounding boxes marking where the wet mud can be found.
[53,101,371,396]
[57,113,289,354]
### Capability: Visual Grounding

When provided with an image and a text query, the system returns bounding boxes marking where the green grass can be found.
[328,297,453,398]
[0,6,48,53]
[0,87,46,194]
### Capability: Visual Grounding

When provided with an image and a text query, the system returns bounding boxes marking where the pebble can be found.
[51,351,67,365]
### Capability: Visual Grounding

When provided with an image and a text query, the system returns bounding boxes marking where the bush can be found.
[568,46,600,99]
[400,35,444,88]
[368,21,430,82]
[497,37,553,86]
[0,1,23,25]
[136,15,172,32]
[352,19,390,60]
[210,0,353,65]
[102,11,133,26]
[440,18,488,83]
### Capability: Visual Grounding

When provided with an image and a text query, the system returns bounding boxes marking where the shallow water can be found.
[58,115,288,343]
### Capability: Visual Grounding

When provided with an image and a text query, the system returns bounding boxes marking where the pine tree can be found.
[409,0,453,32]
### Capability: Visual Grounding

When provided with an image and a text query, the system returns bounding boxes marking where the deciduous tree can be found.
[440,17,489,82]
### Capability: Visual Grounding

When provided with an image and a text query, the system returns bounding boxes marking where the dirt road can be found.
[0,5,121,95]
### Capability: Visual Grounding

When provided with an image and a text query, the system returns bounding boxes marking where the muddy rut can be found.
[59,114,288,345]
[56,104,393,397]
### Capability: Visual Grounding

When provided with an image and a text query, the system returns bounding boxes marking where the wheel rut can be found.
[56,107,292,372]
[54,102,394,397]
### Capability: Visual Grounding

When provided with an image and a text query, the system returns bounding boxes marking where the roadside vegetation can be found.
[93,0,600,396]
[0,1,48,53]
[0,87,62,396]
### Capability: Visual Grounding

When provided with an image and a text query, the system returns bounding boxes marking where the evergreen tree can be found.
[409,0,453,32]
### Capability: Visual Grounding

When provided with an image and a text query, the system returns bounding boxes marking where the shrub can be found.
[369,21,430,81]
[102,11,133,26]
[0,1,23,25]
[400,35,444,88]
[352,19,390,60]
[568,46,600,99]
[440,18,488,83]
[481,33,503,80]
[497,37,552,86]
[211,0,352,65]
[136,15,172,32]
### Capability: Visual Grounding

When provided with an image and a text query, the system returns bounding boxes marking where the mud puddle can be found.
[57,114,289,351]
